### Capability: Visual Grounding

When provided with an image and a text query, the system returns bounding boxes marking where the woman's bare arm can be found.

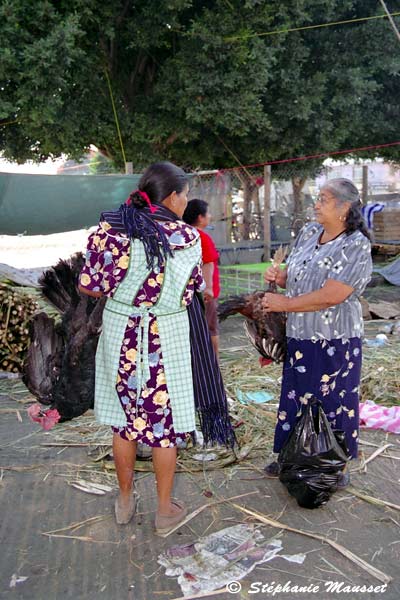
[263,278,354,313]
[78,285,103,299]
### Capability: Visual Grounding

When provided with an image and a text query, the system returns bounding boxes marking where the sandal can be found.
[155,499,187,535]
[115,493,137,525]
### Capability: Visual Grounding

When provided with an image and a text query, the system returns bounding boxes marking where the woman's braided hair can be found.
[322,178,371,240]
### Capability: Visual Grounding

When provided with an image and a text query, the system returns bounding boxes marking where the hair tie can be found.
[126,189,157,213]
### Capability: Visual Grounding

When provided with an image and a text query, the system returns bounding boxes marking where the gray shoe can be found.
[115,494,137,525]
[155,500,187,535]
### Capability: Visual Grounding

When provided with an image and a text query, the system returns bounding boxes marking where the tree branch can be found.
[116,0,131,26]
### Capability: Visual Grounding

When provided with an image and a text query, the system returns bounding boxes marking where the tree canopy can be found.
[0,0,399,170]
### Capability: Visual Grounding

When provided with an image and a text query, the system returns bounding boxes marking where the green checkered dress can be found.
[94,236,201,433]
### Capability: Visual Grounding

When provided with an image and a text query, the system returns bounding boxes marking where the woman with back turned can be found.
[79,162,234,533]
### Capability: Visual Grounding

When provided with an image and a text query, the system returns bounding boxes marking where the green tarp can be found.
[0,172,141,235]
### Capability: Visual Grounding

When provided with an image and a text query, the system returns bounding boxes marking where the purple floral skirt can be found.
[273,337,362,459]
[111,313,185,448]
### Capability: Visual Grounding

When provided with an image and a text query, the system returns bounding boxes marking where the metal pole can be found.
[362,165,368,204]
[263,165,271,261]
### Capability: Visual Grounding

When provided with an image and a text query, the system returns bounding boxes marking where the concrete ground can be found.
[1,318,400,600]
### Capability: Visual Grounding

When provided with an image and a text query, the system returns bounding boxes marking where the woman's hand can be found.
[203,288,214,303]
[264,265,287,288]
[202,262,214,303]
[262,292,289,312]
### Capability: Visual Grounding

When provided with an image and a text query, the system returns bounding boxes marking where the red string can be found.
[126,189,158,213]
[219,141,400,171]
[138,190,157,213]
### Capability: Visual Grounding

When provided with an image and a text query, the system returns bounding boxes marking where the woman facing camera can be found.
[263,178,372,486]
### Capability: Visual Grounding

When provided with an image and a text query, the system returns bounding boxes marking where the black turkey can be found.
[23,253,105,425]
[218,248,287,364]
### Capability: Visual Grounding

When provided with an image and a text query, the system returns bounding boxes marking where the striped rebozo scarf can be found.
[118,202,174,270]
[101,203,236,448]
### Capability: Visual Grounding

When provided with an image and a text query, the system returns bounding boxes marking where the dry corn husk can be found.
[361,334,400,406]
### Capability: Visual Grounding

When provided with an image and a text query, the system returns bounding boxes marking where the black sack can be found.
[278,398,349,509]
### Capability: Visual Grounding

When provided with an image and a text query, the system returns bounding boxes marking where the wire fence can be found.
[189,157,400,266]
[219,266,266,299]
[9,150,399,252]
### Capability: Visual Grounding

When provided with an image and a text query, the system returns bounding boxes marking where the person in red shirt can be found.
[183,199,220,358]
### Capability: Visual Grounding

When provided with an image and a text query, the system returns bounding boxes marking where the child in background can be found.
[183,199,220,359]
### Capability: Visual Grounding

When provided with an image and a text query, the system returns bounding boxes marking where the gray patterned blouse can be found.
[285,223,372,341]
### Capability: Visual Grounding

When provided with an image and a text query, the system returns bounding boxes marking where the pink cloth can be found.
[359,400,400,434]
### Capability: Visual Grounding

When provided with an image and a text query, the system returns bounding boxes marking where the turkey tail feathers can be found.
[262,336,286,363]
[267,244,288,294]
[25,253,101,422]
[23,312,63,404]
[39,253,85,312]
[243,319,286,363]
[243,320,264,357]
[272,245,288,269]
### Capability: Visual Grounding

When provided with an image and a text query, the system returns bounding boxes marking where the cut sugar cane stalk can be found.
[347,487,400,512]
[232,503,392,584]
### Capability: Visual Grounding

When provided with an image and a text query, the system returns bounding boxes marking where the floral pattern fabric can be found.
[274,337,362,459]
[79,221,131,296]
[286,223,372,340]
[79,219,204,447]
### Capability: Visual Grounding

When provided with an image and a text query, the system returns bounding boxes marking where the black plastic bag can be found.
[278,398,349,509]
[279,467,341,509]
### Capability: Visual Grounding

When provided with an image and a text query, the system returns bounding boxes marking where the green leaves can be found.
[0,0,399,169]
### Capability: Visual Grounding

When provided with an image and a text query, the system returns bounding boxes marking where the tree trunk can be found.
[291,175,307,236]
[263,165,271,260]
[235,169,259,241]
[242,177,255,240]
